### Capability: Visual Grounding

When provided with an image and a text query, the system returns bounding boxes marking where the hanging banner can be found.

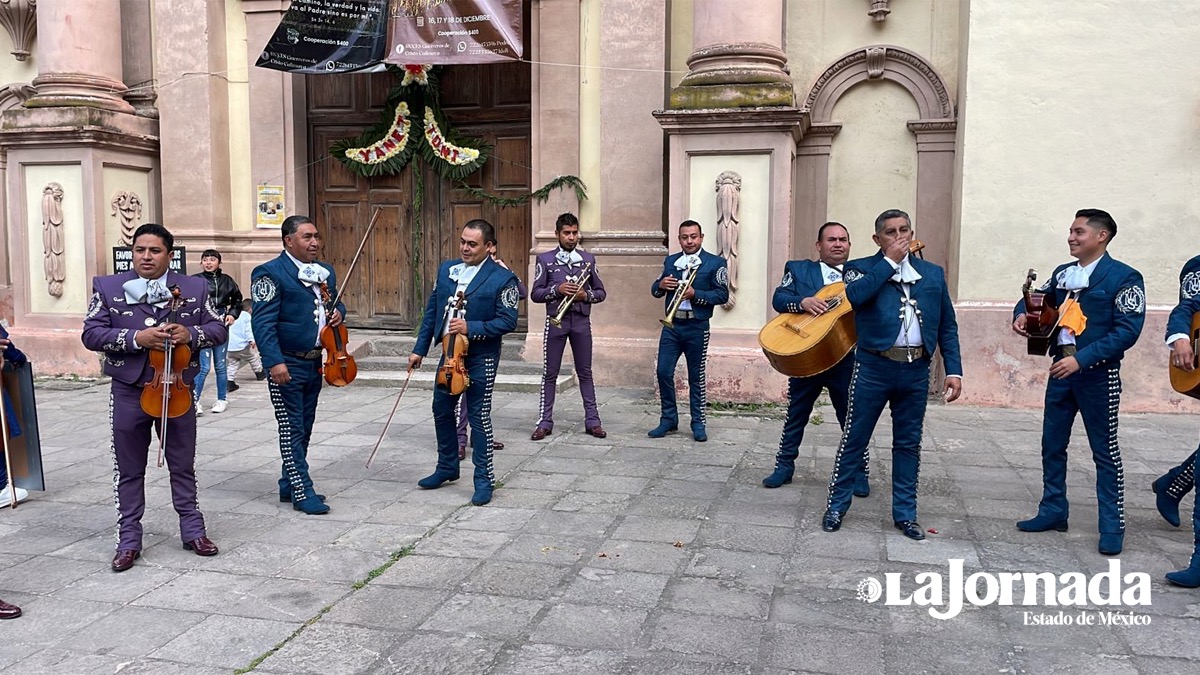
[384,0,523,65]
[255,0,389,74]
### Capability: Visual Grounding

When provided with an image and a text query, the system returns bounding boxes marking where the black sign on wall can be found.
[112,247,187,275]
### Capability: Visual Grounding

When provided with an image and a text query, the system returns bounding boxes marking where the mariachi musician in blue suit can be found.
[409,219,520,506]
[1012,209,1145,556]
[763,222,868,496]
[649,220,729,442]
[1151,253,1200,528]
[1163,288,1200,586]
[823,209,963,541]
[251,215,346,516]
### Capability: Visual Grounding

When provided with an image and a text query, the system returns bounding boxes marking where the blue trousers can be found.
[1161,444,1198,501]
[432,352,499,491]
[775,354,866,476]
[194,343,229,402]
[1035,361,1126,534]
[655,319,709,431]
[827,350,929,523]
[268,357,323,499]
[1189,450,1200,568]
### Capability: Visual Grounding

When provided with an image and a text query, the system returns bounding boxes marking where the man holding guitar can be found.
[1151,254,1200,530]
[1012,209,1145,556]
[409,220,520,506]
[822,209,962,540]
[1159,257,1200,586]
[762,222,868,496]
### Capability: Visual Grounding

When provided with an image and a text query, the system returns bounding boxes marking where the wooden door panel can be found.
[322,201,367,320]
[366,203,408,320]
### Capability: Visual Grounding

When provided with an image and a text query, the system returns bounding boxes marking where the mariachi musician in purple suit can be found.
[82,223,226,572]
[529,213,608,440]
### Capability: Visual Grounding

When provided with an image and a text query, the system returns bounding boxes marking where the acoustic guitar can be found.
[1169,311,1200,400]
[759,241,923,378]
[1021,268,1058,356]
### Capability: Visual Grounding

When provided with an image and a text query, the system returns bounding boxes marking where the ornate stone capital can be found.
[0,0,36,62]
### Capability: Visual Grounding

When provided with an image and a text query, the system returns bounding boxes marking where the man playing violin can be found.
[1012,209,1145,556]
[530,212,608,441]
[822,209,962,541]
[1151,254,1200,530]
[763,222,868,496]
[649,220,729,442]
[251,215,345,516]
[82,223,227,571]
[409,219,520,506]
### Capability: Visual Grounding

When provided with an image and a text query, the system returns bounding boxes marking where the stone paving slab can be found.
[0,380,1198,673]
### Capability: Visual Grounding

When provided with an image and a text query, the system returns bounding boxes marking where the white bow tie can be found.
[449,262,482,285]
[675,254,701,270]
[123,277,171,306]
[297,263,329,286]
[1058,265,1090,292]
[890,256,922,284]
[555,248,583,265]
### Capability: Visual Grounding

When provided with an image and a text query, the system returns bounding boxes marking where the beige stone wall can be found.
[225,0,255,232]
[787,0,959,102]
[0,28,36,85]
[956,0,1200,305]
[23,165,85,314]
[826,79,918,246]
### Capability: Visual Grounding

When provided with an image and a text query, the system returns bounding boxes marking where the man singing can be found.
[530,213,607,440]
[822,209,962,541]
[82,223,225,571]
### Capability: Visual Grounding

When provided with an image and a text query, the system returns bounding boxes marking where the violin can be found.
[437,292,470,395]
[319,281,357,387]
[139,285,192,467]
[1021,268,1058,356]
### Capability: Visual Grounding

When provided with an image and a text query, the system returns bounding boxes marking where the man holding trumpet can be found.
[649,220,730,442]
[530,213,608,440]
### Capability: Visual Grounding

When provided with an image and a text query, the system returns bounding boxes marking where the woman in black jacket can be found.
[192,249,242,414]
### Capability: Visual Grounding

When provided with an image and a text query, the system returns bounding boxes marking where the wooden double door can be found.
[307,61,531,330]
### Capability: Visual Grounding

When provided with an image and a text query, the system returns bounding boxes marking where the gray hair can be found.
[874,209,911,234]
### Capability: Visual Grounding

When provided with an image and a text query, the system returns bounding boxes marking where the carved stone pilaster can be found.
[42,182,65,298]
[715,171,741,310]
[0,0,36,62]
[110,190,143,245]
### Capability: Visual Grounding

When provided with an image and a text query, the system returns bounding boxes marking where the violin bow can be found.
[330,208,383,311]
[366,365,414,468]
[0,370,16,509]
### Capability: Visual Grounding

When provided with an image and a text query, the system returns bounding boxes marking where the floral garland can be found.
[346,101,411,165]
[423,108,479,166]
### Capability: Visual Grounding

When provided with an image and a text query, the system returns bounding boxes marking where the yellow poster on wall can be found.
[256,185,285,228]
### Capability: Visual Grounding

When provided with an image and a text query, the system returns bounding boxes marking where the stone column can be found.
[26,0,134,113]
[120,0,157,117]
[669,0,793,109]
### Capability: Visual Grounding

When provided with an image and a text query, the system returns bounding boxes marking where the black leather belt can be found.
[865,346,926,362]
[284,348,323,361]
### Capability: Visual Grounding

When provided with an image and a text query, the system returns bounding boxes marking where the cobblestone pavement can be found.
[0,378,1197,674]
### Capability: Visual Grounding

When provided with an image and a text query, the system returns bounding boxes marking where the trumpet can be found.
[549,263,591,328]
[660,264,700,330]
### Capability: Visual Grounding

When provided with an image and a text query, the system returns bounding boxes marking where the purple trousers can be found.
[111,380,206,551]
[536,312,600,430]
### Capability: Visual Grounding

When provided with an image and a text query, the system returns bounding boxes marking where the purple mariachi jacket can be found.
[81,270,228,386]
[530,248,606,318]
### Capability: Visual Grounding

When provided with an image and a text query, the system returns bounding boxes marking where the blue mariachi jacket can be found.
[773,259,841,314]
[1013,252,1145,369]
[250,252,346,370]
[844,251,963,376]
[1178,254,1200,301]
[651,250,730,321]
[414,257,520,358]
